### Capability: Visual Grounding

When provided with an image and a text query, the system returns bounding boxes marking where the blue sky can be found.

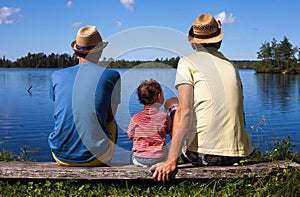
[1,0,300,61]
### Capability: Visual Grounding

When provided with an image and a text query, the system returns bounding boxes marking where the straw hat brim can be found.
[71,40,108,54]
[188,26,224,44]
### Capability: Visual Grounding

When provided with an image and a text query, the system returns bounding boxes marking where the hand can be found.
[149,160,177,182]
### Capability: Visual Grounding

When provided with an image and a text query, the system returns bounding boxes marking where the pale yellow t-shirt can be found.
[175,47,253,157]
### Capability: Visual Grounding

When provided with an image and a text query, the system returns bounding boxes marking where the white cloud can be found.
[120,0,134,11]
[115,21,122,28]
[71,22,83,28]
[215,11,236,24]
[0,6,21,24]
[67,1,73,8]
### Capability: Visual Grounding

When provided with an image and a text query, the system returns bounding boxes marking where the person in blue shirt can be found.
[49,26,121,166]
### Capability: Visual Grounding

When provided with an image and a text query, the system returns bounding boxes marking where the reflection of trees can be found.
[256,73,298,110]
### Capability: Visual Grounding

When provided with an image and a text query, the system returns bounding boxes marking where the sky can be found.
[1,0,300,61]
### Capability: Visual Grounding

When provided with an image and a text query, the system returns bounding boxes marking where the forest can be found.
[0,53,78,68]
[0,52,257,70]
[1,36,299,73]
[0,52,181,69]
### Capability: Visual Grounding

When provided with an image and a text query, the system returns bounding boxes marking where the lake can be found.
[0,68,299,163]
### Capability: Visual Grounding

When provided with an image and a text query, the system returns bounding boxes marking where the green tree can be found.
[257,41,272,60]
[297,47,300,62]
[256,36,299,73]
[0,56,13,68]
[276,36,295,69]
[46,53,58,68]
[270,38,278,60]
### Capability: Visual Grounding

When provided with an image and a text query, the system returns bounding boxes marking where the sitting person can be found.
[151,13,253,181]
[127,79,172,167]
[49,25,121,166]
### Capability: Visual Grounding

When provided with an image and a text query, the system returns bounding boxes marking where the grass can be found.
[0,142,32,162]
[0,168,299,196]
[0,136,299,196]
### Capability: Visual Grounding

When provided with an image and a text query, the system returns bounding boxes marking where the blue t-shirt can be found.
[48,62,121,163]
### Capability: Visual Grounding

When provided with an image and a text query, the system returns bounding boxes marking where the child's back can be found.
[127,80,171,167]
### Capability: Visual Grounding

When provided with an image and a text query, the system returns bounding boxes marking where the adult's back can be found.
[49,26,121,166]
[151,14,253,182]
[176,47,252,157]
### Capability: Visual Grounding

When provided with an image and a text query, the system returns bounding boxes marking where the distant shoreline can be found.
[1,52,299,74]
[0,52,256,69]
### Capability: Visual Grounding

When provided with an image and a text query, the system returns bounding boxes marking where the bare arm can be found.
[150,84,194,181]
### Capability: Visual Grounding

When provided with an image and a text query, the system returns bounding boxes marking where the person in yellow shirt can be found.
[151,13,253,181]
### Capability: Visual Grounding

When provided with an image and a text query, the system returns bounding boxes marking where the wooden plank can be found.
[0,161,299,180]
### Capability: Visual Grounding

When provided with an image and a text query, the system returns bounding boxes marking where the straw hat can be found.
[71,26,108,54]
[188,14,223,44]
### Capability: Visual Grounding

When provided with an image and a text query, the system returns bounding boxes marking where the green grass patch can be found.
[0,169,299,197]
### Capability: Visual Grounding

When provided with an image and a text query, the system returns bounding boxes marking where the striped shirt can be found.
[127,105,171,159]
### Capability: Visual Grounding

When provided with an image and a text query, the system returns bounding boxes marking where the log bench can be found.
[0,161,299,180]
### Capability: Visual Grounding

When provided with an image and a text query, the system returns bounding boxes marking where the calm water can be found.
[0,68,299,162]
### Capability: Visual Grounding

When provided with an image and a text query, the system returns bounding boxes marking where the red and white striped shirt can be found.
[127,105,171,158]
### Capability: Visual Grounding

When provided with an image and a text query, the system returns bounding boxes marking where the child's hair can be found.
[137,79,162,105]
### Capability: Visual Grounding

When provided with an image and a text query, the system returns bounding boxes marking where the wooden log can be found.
[0,161,299,180]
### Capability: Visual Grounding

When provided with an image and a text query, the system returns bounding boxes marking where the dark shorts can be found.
[182,149,241,166]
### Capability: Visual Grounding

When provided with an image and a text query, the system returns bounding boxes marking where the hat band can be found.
[192,28,221,39]
[75,43,102,51]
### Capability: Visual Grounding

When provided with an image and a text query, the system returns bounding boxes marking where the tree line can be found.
[0,53,78,68]
[1,36,299,73]
[0,53,181,69]
[256,36,300,73]
[0,52,254,69]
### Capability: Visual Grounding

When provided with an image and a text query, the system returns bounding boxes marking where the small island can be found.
[255,36,300,74]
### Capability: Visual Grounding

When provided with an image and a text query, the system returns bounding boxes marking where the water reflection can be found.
[248,73,300,152]
[256,73,298,110]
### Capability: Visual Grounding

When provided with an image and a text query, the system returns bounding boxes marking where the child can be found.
[127,80,172,167]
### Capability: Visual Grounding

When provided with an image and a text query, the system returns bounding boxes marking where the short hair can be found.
[137,79,162,105]
[194,40,222,50]
[74,50,102,60]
